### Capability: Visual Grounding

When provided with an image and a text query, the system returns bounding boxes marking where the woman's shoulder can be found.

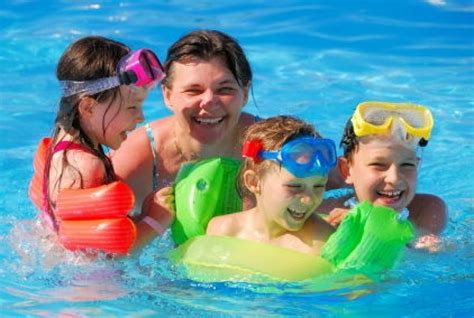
[238,112,259,129]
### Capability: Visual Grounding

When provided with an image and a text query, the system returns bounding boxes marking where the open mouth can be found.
[192,116,225,125]
[376,190,403,200]
[287,207,307,221]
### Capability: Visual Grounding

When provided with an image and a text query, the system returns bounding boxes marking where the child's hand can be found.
[142,186,175,229]
[324,208,350,227]
[413,234,442,253]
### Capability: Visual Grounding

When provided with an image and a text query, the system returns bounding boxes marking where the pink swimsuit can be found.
[40,141,93,230]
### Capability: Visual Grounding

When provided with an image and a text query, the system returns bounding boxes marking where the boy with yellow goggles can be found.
[327,100,447,253]
[351,101,434,142]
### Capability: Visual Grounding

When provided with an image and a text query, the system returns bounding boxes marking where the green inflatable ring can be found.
[171,157,242,245]
[170,200,416,283]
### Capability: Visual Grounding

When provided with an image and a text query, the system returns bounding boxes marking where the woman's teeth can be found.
[194,117,224,124]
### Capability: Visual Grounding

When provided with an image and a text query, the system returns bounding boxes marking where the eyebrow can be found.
[182,79,238,88]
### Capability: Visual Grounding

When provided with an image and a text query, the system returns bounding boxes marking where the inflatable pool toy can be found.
[321,200,416,272]
[168,157,415,282]
[171,157,242,244]
[170,196,415,282]
[29,138,137,255]
[55,182,136,254]
[169,235,334,283]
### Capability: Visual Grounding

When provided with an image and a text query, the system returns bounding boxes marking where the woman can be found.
[112,30,257,245]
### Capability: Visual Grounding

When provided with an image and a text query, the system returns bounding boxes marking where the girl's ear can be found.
[243,169,261,194]
[338,156,354,185]
[78,97,96,119]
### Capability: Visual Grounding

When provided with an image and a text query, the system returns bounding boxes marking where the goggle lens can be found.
[256,137,337,178]
[353,102,433,140]
[139,50,164,81]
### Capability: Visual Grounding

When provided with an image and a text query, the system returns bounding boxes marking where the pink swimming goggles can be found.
[60,49,165,97]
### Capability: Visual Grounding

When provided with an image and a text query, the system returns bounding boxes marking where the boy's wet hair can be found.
[238,115,321,198]
[162,29,252,89]
[340,118,359,159]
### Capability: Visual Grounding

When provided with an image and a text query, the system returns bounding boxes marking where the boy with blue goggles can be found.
[242,136,337,178]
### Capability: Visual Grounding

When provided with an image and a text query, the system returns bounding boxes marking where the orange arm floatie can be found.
[55,181,137,255]
[29,138,51,211]
[29,137,137,255]
[56,181,135,220]
[59,218,137,255]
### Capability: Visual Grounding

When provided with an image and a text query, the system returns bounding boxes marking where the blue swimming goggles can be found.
[242,136,337,178]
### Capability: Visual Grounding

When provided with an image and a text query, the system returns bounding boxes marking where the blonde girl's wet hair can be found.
[238,115,321,199]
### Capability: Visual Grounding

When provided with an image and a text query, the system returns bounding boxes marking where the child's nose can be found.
[300,195,312,205]
[385,165,401,184]
[299,191,315,205]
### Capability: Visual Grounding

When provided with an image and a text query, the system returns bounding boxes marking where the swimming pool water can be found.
[1,0,473,316]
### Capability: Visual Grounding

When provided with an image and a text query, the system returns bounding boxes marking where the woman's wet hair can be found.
[238,115,320,199]
[162,29,252,89]
[48,36,130,205]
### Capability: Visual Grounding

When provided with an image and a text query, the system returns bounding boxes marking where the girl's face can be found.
[341,137,419,212]
[255,165,327,233]
[162,57,248,144]
[87,86,146,150]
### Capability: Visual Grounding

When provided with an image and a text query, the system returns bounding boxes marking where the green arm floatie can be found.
[171,157,243,245]
[321,201,416,273]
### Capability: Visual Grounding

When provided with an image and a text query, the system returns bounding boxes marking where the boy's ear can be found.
[243,170,260,194]
[78,97,96,119]
[337,156,354,185]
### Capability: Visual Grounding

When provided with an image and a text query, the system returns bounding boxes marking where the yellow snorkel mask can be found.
[351,101,434,144]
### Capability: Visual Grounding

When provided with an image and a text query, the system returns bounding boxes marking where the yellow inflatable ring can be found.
[169,235,335,283]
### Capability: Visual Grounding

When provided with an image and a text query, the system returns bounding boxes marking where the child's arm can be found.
[408,193,447,235]
[133,186,175,252]
[405,194,447,252]
[323,207,350,227]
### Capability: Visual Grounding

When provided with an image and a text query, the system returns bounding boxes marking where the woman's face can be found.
[162,57,248,144]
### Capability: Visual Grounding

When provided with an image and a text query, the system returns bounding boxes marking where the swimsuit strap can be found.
[53,141,93,154]
[145,123,159,191]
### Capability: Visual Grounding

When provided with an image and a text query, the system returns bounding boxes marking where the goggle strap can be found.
[60,76,120,97]
[259,150,279,161]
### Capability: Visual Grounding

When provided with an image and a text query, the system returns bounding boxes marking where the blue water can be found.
[1,0,473,316]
